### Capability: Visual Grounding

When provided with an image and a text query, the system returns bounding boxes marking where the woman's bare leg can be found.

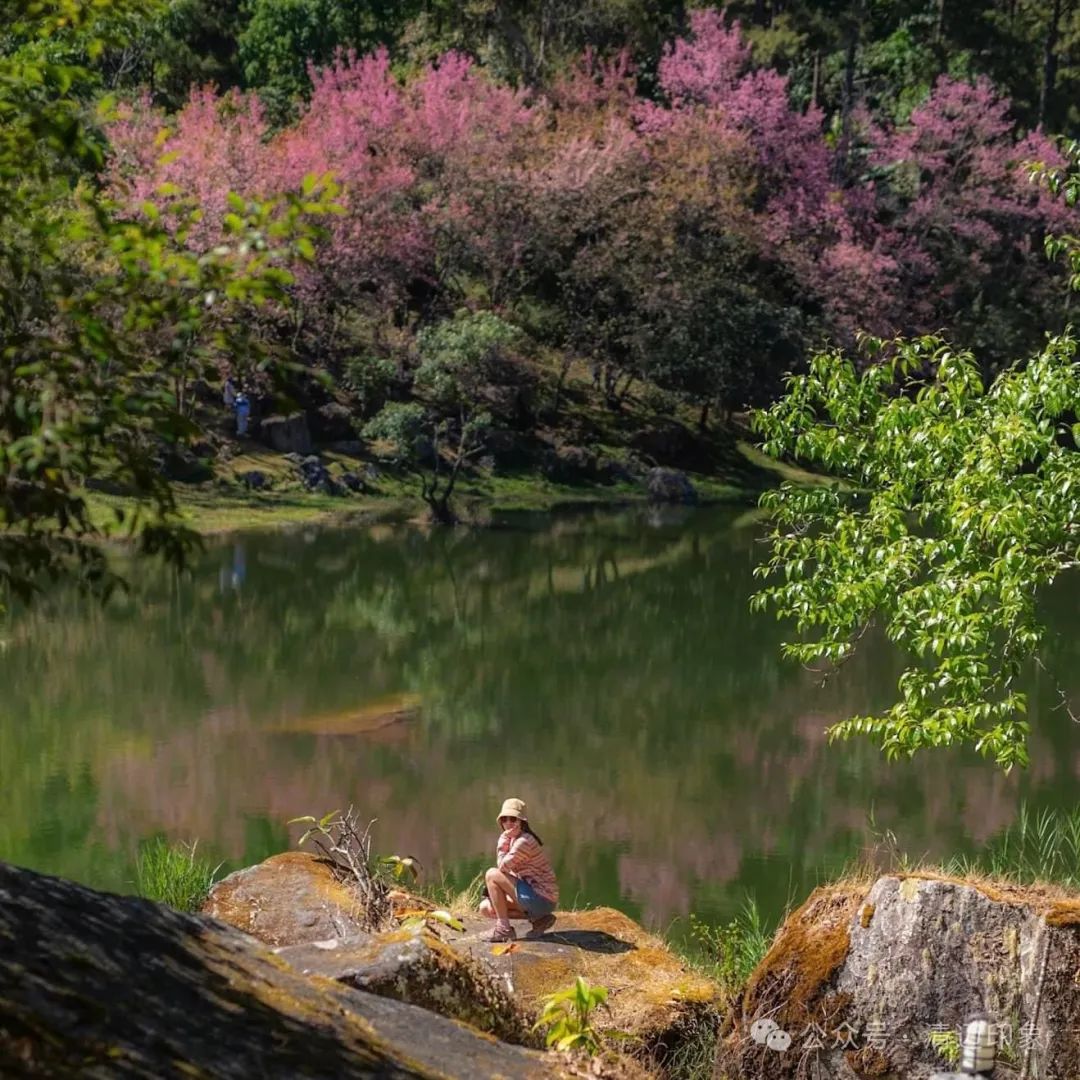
[484,867,525,922]
[480,896,527,920]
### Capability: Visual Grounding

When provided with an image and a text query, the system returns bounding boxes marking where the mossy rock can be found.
[452,907,719,1066]
[276,925,536,1046]
[721,873,1080,1080]
[202,851,370,947]
[0,859,567,1078]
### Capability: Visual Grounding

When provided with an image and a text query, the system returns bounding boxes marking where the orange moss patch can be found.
[742,882,866,1030]
[859,903,875,929]
[1045,900,1080,927]
[508,907,718,1046]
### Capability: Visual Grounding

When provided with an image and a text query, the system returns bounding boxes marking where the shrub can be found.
[687,899,771,998]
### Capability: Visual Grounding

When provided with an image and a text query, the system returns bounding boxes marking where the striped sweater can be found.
[497,830,559,904]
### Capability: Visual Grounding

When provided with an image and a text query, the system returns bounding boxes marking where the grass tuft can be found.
[135,837,221,913]
[857,804,1080,893]
[948,805,1080,889]
[663,1010,722,1080]
[418,871,487,919]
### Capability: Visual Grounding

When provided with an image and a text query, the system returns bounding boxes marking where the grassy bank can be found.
[86,437,805,537]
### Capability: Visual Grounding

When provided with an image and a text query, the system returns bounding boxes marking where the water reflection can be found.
[1,507,1077,931]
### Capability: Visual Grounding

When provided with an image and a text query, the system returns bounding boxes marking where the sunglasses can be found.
[499,816,519,826]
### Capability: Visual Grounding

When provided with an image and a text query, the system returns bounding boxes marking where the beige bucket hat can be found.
[497,797,526,823]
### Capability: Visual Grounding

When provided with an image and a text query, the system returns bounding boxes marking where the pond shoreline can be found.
[88,468,765,538]
[83,434,827,537]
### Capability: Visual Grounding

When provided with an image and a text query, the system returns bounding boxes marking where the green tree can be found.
[751,144,1080,770]
[362,311,519,523]
[150,0,247,107]
[751,333,1079,769]
[399,0,682,88]
[0,0,329,609]
[238,0,408,120]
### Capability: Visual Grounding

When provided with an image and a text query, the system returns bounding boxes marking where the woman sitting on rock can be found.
[480,798,558,942]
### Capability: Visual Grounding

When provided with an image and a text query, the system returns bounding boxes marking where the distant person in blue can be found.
[235,391,250,437]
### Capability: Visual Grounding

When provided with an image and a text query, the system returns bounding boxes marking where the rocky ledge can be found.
[205,852,718,1071]
[0,859,565,1078]
[719,872,1080,1080]
[11,850,1080,1079]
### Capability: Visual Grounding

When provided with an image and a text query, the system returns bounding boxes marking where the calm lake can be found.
[2,506,1078,935]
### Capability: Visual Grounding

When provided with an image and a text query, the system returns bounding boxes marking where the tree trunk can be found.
[426,493,458,525]
[1039,0,1064,130]
[602,363,620,408]
[836,27,858,182]
[698,401,710,432]
[494,2,538,86]
[672,0,687,36]
[420,471,458,526]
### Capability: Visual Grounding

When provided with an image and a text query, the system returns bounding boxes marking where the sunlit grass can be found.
[418,870,487,919]
[135,837,221,913]
[662,901,773,1080]
[76,418,820,537]
[947,805,1080,889]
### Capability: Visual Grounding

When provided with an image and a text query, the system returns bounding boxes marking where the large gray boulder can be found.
[261,412,313,455]
[203,851,369,946]
[540,445,598,484]
[645,467,698,505]
[311,402,356,442]
[0,859,564,1079]
[450,907,719,1068]
[276,926,534,1045]
[721,873,1080,1079]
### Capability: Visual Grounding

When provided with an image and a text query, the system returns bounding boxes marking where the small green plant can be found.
[379,854,423,885]
[928,1027,961,1066]
[533,976,610,1053]
[687,899,771,997]
[135,837,221,913]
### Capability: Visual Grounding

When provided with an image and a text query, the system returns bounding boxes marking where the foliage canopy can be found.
[752,334,1080,769]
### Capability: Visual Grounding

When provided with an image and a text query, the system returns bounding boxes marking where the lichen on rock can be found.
[276,924,536,1046]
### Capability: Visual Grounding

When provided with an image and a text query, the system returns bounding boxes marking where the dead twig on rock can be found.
[289,807,393,931]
